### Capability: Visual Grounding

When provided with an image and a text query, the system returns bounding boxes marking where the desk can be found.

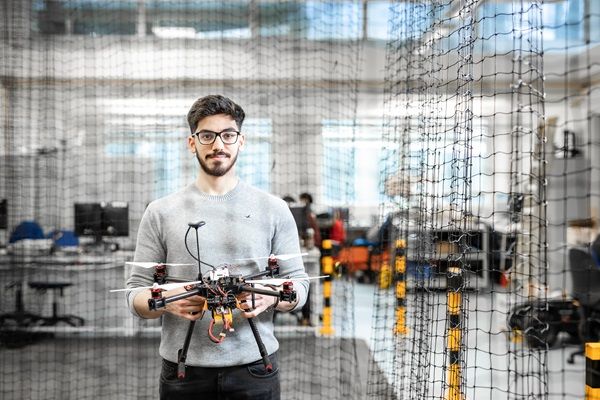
[0,251,133,332]
[0,251,130,266]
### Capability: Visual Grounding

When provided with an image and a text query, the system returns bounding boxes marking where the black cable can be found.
[184,226,215,270]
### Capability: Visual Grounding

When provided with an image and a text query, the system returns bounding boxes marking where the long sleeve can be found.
[271,205,309,311]
[125,203,166,316]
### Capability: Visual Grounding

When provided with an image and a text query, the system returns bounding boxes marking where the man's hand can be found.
[237,286,279,318]
[163,285,207,321]
[133,285,206,321]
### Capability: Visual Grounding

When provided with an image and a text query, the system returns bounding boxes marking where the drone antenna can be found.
[187,221,205,280]
[188,221,205,229]
[184,224,216,271]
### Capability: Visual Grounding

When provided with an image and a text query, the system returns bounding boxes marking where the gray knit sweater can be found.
[126,180,308,367]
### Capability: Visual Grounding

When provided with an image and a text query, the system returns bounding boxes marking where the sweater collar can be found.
[188,180,244,202]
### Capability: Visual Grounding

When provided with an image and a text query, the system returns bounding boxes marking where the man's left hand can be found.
[237,290,278,318]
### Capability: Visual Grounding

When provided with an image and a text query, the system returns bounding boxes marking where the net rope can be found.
[2,1,600,400]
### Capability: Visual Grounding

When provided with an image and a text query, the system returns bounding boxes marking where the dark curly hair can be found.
[186,95,245,134]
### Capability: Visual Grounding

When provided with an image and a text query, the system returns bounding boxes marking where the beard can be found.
[196,150,239,177]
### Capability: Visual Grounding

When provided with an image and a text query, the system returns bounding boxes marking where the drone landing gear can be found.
[177,321,195,379]
[175,316,271,379]
[248,317,272,372]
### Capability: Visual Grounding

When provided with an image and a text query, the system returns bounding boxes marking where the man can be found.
[329,208,346,246]
[126,94,308,399]
[298,192,322,248]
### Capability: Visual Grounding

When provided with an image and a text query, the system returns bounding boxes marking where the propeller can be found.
[235,253,308,262]
[245,275,329,286]
[109,280,202,293]
[125,262,194,269]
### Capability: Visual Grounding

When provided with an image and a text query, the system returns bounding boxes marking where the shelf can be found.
[405,228,489,290]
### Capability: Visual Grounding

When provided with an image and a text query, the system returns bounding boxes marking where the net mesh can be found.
[1,1,599,400]
[368,1,594,399]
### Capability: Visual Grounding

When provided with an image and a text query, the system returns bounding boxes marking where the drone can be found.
[113,256,322,342]
[111,221,325,379]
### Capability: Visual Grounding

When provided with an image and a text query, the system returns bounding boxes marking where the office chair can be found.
[27,282,85,327]
[0,281,84,348]
[0,282,84,326]
[567,247,600,363]
[0,222,84,348]
[0,281,46,327]
[0,220,48,331]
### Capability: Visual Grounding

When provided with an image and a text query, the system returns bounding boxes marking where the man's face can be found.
[188,114,245,177]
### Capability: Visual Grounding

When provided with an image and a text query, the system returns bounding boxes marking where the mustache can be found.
[206,151,230,159]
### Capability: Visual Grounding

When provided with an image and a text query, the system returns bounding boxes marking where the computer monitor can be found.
[102,202,129,237]
[74,203,103,237]
[289,206,308,238]
[74,202,129,240]
[0,199,7,230]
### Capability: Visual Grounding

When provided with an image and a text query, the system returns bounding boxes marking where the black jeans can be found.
[159,352,280,400]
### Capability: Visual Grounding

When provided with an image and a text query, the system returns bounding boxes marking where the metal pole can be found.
[320,239,334,336]
[393,239,407,335]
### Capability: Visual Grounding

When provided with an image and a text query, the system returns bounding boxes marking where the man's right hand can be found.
[133,285,206,321]
[162,286,207,321]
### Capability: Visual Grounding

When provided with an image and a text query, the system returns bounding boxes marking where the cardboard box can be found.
[436,241,459,254]
[567,218,597,246]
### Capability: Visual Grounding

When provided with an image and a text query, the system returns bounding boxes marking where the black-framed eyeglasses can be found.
[193,129,240,145]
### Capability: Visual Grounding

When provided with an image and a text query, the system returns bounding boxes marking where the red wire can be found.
[208,318,225,344]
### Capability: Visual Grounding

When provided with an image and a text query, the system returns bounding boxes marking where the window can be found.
[322,118,488,209]
[258,1,363,40]
[322,120,388,207]
[104,131,183,199]
[148,1,251,39]
[478,0,586,54]
[258,2,306,38]
[237,119,272,192]
[367,1,432,42]
[34,0,138,36]
[407,133,487,208]
[305,1,362,40]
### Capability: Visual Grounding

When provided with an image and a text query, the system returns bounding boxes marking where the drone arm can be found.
[132,290,167,319]
[243,268,279,281]
[163,276,195,283]
[241,286,281,298]
[240,285,297,312]
[148,286,204,311]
